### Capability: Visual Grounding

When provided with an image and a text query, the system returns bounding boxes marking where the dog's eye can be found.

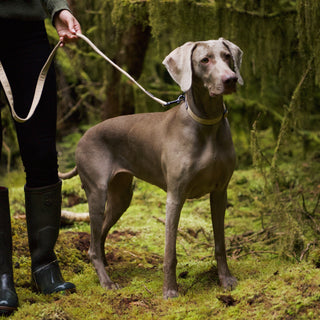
[201,57,209,64]
[225,53,231,60]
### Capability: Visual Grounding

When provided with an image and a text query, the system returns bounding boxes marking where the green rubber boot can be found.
[25,181,76,294]
[0,187,18,315]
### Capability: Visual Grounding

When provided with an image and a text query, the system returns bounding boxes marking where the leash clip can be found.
[164,94,185,107]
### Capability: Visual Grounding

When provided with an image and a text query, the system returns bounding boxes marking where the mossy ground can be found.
[3,141,320,319]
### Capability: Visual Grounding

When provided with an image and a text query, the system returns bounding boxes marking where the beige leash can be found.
[0,34,167,124]
[76,34,167,106]
[0,40,62,123]
[0,33,227,125]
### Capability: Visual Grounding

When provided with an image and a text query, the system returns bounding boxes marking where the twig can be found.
[312,192,320,215]
[123,250,140,259]
[152,216,194,242]
[271,57,314,178]
[143,285,154,296]
[300,242,314,261]
[57,92,89,126]
[300,193,320,233]
[234,250,279,260]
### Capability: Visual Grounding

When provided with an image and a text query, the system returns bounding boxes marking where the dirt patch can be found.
[72,232,91,252]
[217,294,238,307]
[111,294,156,316]
[61,230,160,267]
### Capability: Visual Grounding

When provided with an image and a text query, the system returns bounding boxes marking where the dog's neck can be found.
[185,84,226,124]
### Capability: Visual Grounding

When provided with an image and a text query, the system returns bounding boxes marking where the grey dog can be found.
[60,38,243,299]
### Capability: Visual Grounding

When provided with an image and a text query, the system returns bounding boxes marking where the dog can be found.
[59,38,243,299]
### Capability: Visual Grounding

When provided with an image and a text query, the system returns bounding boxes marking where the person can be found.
[0,0,82,315]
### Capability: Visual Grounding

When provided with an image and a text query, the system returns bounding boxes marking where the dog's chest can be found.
[186,139,235,197]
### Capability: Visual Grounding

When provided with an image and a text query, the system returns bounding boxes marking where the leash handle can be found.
[0,40,62,123]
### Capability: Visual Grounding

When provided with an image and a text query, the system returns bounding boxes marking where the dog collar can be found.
[165,94,228,125]
[185,97,228,126]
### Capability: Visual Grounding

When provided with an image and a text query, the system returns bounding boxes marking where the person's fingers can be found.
[55,10,81,46]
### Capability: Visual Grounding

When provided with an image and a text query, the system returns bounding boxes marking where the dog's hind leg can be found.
[86,173,133,290]
[101,172,134,266]
[85,180,117,289]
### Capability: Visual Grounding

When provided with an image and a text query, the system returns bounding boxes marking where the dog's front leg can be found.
[210,190,237,290]
[163,193,184,299]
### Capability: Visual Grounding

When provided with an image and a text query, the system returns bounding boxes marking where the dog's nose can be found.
[222,74,238,85]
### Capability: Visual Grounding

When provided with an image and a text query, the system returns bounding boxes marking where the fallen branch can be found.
[57,92,89,126]
[152,216,195,243]
[14,209,90,225]
[233,250,279,260]
[299,242,314,261]
[300,193,320,233]
[61,210,90,224]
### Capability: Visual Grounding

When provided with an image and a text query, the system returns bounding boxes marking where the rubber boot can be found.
[0,187,18,315]
[25,181,76,294]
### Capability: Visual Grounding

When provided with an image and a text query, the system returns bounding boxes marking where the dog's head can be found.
[163,39,243,96]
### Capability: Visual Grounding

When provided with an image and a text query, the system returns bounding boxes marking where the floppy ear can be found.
[162,42,196,92]
[219,38,244,85]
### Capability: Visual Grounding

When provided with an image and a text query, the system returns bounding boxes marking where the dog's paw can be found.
[220,276,237,291]
[109,282,120,290]
[163,289,179,299]
[102,281,120,290]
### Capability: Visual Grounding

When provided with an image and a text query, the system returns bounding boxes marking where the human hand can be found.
[54,10,82,46]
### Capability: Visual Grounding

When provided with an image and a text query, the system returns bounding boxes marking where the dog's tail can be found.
[58,167,78,180]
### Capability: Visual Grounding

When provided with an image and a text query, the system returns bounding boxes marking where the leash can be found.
[0,40,61,123]
[0,34,168,123]
[0,33,227,125]
[76,34,167,106]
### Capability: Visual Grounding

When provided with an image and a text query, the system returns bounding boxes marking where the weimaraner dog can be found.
[60,38,243,299]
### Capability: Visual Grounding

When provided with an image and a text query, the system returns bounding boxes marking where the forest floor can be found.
[2,129,320,320]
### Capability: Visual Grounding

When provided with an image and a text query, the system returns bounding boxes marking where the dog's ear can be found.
[219,38,244,85]
[162,42,196,92]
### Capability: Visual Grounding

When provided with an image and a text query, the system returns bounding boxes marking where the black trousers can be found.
[0,19,59,188]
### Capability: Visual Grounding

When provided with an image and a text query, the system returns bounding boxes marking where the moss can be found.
[2,158,319,319]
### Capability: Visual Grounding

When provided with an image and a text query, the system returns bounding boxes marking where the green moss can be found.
[3,158,319,319]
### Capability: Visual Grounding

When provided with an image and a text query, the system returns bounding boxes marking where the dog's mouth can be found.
[223,84,237,95]
[209,85,236,97]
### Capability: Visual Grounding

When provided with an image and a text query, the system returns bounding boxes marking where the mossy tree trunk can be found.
[102,23,151,119]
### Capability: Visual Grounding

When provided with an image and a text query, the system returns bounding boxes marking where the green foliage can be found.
[111,0,150,33]
[297,0,320,85]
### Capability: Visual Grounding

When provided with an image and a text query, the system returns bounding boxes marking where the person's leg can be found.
[1,19,59,188]
[0,187,18,315]
[0,19,75,294]
[0,18,21,315]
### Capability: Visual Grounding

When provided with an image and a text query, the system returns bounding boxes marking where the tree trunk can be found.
[102,23,151,119]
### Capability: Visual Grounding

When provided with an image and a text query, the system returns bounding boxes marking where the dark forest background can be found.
[1,0,319,172]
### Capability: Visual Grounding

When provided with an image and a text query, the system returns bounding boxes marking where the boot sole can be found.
[0,305,18,315]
